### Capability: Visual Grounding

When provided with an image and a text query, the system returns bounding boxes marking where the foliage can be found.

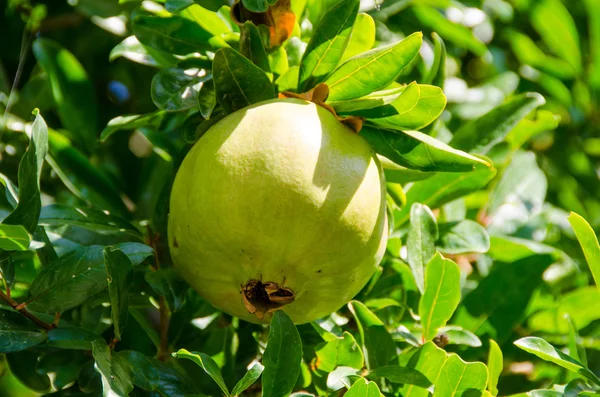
[0,0,599,396]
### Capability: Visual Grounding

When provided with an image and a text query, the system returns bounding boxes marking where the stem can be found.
[0,289,53,331]
[158,296,170,361]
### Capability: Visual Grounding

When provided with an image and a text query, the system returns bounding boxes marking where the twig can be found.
[147,226,171,361]
[0,289,54,331]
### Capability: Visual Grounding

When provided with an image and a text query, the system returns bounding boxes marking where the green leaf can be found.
[348,300,396,369]
[487,340,503,396]
[340,13,376,64]
[0,309,47,353]
[314,331,364,372]
[368,85,446,130]
[181,4,231,36]
[407,203,438,294]
[100,111,165,142]
[413,5,487,56]
[440,326,482,347]
[118,351,159,391]
[166,0,223,12]
[419,253,461,341]
[132,15,225,55]
[262,311,302,397]
[240,22,271,73]
[231,363,264,396]
[276,66,299,92]
[27,243,153,313]
[267,46,289,76]
[505,109,560,151]
[145,268,189,312]
[298,0,359,92]
[423,33,446,88]
[152,67,211,112]
[174,349,231,396]
[104,248,133,340]
[449,93,546,155]
[198,79,217,119]
[433,354,488,396]
[359,126,487,172]
[531,0,581,73]
[7,351,51,392]
[32,39,97,153]
[367,365,431,388]
[324,32,422,101]
[47,327,102,350]
[92,339,134,396]
[585,0,600,88]
[395,162,496,225]
[0,224,31,251]
[401,342,448,397]
[568,212,600,290]
[437,220,490,255]
[38,204,142,239]
[110,36,178,68]
[213,47,276,114]
[329,86,406,114]
[345,378,382,397]
[566,313,588,367]
[241,0,277,12]
[2,111,48,234]
[514,337,600,386]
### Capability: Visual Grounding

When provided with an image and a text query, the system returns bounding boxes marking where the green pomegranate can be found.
[168,98,388,324]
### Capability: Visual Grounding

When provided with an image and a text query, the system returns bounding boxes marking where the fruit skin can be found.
[168,98,388,324]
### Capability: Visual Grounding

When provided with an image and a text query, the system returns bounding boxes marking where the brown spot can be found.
[317,269,322,273]
[173,237,179,248]
[240,280,295,320]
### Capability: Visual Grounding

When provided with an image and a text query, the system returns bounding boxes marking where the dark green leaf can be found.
[27,243,153,313]
[198,79,217,119]
[117,350,159,391]
[348,301,396,369]
[298,0,359,91]
[262,311,302,397]
[32,39,97,153]
[92,339,134,396]
[0,224,31,251]
[449,93,545,155]
[132,15,226,55]
[151,357,200,396]
[437,220,490,255]
[47,327,102,350]
[241,0,277,12]
[419,253,461,341]
[0,309,46,353]
[367,365,431,388]
[174,349,231,396]
[360,125,488,172]
[240,22,271,73]
[145,268,189,312]
[104,247,133,340]
[324,32,422,101]
[152,67,211,112]
[100,111,165,142]
[231,363,264,396]
[213,47,276,113]
[7,350,51,392]
[407,203,437,294]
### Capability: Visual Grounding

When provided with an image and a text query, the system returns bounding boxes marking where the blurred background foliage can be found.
[0,0,599,396]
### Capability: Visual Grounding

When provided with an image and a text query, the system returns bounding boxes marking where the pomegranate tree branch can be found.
[0,288,54,331]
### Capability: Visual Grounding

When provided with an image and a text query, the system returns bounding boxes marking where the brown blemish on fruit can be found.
[241,280,295,320]
[173,237,179,248]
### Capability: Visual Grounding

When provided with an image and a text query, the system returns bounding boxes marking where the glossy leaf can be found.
[181,4,231,36]
[2,111,48,234]
[298,0,359,91]
[348,301,396,369]
[449,93,545,154]
[152,67,211,112]
[240,21,271,73]
[423,33,446,88]
[27,243,153,313]
[367,365,431,388]
[343,82,420,118]
[0,224,31,251]
[433,354,488,396]
[406,203,437,294]
[242,0,277,12]
[7,350,51,392]
[437,220,490,255]
[104,248,133,340]
[324,32,422,101]
[568,212,600,290]
[329,87,406,113]
[145,268,189,312]
[262,311,302,397]
[340,13,375,64]
[345,378,382,397]
[487,339,503,396]
[505,109,560,150]
[314,331,364,372]
[174,349,231,396]
[92,339,134,396]
[198,79,217,119]
[231,363,264,396]
[395,162,496,225]
[118,351,160,391]
[401,342,448,397]
[100,111,165,142]
[0,309,47,353]
[32,39,97,153]
[110,36,177,68]
[213,47,276,114]
[419,253,461,341]
[47,327,102,350]
[515,337,600,386]
[359,126,487,172]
